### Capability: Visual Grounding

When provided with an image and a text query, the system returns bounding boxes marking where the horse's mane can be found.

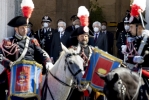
[112,67,140,83]
[104,67,142,100]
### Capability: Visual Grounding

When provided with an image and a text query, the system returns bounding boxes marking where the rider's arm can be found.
[31,38,52,65]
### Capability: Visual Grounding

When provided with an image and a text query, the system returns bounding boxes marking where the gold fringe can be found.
[94,48,123,63]
[13,60,43,69]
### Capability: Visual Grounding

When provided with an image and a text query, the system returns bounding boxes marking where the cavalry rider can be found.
[69,26,106,100]
[122,15,149,90]
[124,16,149,68]
[0,16,53,100]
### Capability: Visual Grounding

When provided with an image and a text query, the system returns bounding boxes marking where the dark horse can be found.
[97,67,149,100]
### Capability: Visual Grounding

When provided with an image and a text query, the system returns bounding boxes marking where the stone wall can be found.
[0,0,15,42]
[30,0,89,32]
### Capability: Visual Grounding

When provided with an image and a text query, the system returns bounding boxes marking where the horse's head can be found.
[97,71,128,100]
[61,43,84,86]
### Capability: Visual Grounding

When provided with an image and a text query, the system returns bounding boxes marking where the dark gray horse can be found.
[97,67,149,100]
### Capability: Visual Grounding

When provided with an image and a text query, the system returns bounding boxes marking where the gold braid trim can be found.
[9,93,40,100]
[13,60,43,69]
[94,48,123,64]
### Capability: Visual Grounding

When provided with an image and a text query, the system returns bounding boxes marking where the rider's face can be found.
[129,24,136,36]
[77,34,89,46]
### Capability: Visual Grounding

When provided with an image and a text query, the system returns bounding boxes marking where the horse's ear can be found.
[61,42,69,53]
[96,72,106,80]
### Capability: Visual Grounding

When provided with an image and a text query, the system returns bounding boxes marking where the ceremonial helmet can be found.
[70,15,79,21]
[42,15,52,23]
[8,16,28,27]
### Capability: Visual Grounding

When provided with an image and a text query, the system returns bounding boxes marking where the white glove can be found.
[142,30,149,37]
[121,45,127,54]
[46,62,54,71]
[133,56,144,64]
[127,37,134,42]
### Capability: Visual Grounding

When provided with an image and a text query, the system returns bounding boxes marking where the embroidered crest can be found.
[44,16,48,20]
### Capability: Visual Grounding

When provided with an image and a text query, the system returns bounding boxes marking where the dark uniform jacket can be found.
[104,31,114,54]
[89,32,108,52]
[116,30,131,59]
[34,28,55,56]
[127,36,149,67]
[50,31,71,62]
[66,25,75,32]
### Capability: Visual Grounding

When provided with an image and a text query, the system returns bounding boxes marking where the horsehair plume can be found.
[21,0,34,18]
[77,6,89,26]
[130,0,146,17]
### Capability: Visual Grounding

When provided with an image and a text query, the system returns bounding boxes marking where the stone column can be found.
[145,0,149,29]
[0,0,15,42]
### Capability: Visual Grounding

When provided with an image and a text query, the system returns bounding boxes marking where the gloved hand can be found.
[133,56,144,64]
[121,45,127,54]
[127,37,134,42]
[142,30,149,37]
[46,62,54,71]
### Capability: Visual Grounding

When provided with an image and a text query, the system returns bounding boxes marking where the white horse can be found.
[41,44,85,100]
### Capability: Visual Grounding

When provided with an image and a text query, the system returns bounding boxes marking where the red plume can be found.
[21,0,34,18]
[130,0,146,17]
[22,6,34,18]
[77,6,89,27]
[79,15,89,27]
[131,4,141,17]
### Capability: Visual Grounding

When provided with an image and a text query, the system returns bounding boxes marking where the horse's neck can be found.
[50,54,73,86]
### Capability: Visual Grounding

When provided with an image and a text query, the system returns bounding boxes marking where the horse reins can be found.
[41,53,82,100]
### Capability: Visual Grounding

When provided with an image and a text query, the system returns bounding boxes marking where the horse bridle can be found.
[115,78,127,100]
[41,53,83,100]
[65,53,82,77]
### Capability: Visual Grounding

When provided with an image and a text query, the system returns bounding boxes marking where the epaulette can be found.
[31,38,40,47]
[2,37,13,46]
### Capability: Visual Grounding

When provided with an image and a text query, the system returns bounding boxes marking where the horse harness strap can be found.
[67,64,82,77]
[49,71,72,87]
[65,53,82,77]
[41,72,54,100]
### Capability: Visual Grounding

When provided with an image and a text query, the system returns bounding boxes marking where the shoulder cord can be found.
[0,39,18,57]
[12,37,30,65]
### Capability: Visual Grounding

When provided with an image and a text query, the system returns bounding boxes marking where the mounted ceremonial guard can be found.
[0,0,53,100]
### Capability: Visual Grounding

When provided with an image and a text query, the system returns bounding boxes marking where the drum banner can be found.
[15,66,30,92]
[82,48,122,91]
[10,60,42,98]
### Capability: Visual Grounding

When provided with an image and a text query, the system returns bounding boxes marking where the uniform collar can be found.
[15,33,27,40]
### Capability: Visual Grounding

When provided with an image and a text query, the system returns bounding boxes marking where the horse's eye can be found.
[69,61,73,64]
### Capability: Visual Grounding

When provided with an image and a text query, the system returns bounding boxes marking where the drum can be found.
[82,48,123,91]
[9,60,42,99]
